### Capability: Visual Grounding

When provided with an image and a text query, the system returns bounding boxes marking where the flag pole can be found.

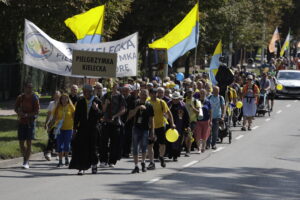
[277,27,282,58]
[90,6,104,43]
[288,28,291,68]
[194,0,199,74]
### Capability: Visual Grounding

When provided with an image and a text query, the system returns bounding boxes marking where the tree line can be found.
[0,0,298,95]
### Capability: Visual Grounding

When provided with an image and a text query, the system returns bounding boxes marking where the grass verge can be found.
[0,109,48,160]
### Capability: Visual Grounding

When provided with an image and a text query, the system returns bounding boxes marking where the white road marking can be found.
[286,104,291,108]
[235,135,244,140]
[182,160,199,168]
[294,100,298,103]
[212,147,225,153]
[265,118,271,122]
[146,177,161,184]
[252,126,259,130]
[277,110,282,114]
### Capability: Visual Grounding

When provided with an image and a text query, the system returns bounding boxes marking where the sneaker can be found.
[173,157,178,162]
[131,166,139,174]
[201,149,205,153]
[159,157,166,168]
[212,145,217,150]
[65,157,69,166]
[91,165,97,174]
[248,127,252,131]
[197,150,201,154]
[99,162,107,168]
[241,127,246,131]
[57,161,63,168]
[141,162,146,172]
[147,162,156,170]
[108,163,115,168]
[77,170,84,175]
[22,162,29,169]
[45,153,51,161]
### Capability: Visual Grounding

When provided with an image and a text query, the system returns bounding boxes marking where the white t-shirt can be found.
[47,101,57,121]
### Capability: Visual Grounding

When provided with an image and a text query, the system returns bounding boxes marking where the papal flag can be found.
[280,31,291,57]
[65,5,105,44]
[268,27,280,53]
[148,3,199,66]
[209,40,222,86]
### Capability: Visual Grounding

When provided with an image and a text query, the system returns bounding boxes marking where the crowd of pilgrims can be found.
[39,67,276,175]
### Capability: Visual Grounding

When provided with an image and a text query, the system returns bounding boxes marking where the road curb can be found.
[0,152,44,168]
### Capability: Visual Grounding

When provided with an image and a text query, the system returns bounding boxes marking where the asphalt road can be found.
[0,98,300,200]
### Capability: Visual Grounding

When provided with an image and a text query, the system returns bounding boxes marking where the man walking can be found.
[207,86,225,150]
[15,82,40,169]
[127,89,154,173]
[147,88,175,170]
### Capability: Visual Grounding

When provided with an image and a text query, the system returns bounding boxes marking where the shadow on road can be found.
[107,167,300,200]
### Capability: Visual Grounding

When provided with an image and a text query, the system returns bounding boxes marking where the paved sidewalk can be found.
[0,152,44,168]
[0,109,15,116]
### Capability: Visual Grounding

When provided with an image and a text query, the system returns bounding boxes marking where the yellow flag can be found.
[148,3,199,66]
[65,6,105,43]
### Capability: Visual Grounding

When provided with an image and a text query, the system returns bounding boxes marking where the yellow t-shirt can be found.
[185,98,201,122]
[149,98,169,129]
[226,87,237,103]
[54,104,75,130]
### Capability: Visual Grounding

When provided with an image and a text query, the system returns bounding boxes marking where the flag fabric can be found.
[209,40,222,86]
[280,31,290,57]
[148,3,199,66]
[65,5,105,44]
[268,27,280,53]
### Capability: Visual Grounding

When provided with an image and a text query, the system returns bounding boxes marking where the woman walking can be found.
[52,93,75,167]
[194,89,212,153]
[241,75,260,131]
[44,90,61,161]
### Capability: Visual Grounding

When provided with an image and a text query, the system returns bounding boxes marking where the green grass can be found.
[0,109,48,159]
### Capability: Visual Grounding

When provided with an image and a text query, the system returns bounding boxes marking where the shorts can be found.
[56,130,73,152]
[268,91,276,100]
[132,126,149,155]
[18,122,35,141]
[155,127,166,145]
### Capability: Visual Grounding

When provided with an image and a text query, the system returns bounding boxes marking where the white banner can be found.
[23,19,138,77]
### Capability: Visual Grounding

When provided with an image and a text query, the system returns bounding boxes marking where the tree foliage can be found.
[0,0,297,80]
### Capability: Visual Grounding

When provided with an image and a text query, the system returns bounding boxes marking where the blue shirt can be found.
[208,95,225,119]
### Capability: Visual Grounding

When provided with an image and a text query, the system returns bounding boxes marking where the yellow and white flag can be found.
[280,31,290,57]
[209,40,222,86]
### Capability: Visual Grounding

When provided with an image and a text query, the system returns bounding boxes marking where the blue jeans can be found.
[207,118,219,147]
[56,130,73,152]
[132,126,149,156]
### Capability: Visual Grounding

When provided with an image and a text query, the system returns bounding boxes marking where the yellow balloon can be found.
[165,129,179,142]
[276,84,283,91]
[236,101,243,109]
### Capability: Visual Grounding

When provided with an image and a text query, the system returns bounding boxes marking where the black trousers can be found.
[122,122,133,156]
[45,128,56,153]
[99,122,122,165]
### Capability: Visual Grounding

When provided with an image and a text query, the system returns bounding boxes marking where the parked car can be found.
[276,70,300,97]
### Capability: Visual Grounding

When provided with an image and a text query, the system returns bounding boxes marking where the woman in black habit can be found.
[69,84,102,175]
